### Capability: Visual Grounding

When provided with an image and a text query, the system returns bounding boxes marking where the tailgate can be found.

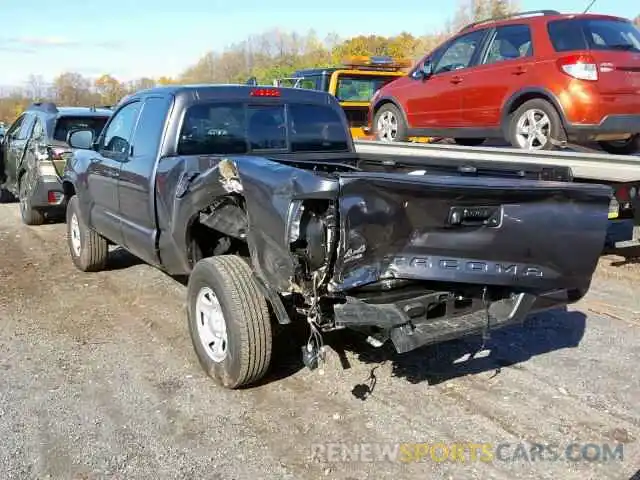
[331,172,612,293]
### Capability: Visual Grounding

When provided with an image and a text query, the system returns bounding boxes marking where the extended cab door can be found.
[118,95,172,266]
[87,100,142,246]
[459,24,536,127]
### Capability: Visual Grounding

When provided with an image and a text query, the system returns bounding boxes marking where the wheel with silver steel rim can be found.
[65,194,108,272]
[507,98,564,152]
[194,286,228,363]
[187,255,272,389]
[374,103,407,142]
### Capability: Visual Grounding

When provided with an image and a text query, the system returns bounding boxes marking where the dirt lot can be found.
[0,203,639,480]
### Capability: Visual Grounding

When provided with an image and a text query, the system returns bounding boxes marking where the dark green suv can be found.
[0,103,112,224]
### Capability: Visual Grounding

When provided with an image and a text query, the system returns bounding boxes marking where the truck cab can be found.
[274,56,429,140]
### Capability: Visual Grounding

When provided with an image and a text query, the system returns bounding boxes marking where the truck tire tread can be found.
[66,195,108,272]
[187,255,272,389]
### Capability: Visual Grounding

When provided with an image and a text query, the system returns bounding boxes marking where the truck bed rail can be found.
[353,140,640,183]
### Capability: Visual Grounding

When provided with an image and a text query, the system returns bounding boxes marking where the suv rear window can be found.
[548,18,640,52]
[54,116,110,143]
[177,102,349,155]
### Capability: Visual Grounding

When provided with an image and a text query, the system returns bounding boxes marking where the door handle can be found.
[450,76,463,84]
[512,66,527,75]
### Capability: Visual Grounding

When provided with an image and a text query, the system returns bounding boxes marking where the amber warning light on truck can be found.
[341,55,413,71]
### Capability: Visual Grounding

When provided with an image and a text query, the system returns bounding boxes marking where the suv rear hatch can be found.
[548,16,640,113]
[331,172,612,295]
[49,115,110,176]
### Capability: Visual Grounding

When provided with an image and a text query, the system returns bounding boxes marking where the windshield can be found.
[548,18,640,53]
[54,115,110,143]
[334,74,399,102]
[177,101,349,155]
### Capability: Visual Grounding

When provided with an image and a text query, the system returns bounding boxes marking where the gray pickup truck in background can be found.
[60,84,612,389]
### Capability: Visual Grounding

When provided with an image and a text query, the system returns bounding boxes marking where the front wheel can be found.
[374,104,408,142]
[66,195,108,272]
[187,255,273,389]
[598,135,640,155]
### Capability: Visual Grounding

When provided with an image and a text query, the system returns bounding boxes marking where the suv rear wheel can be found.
[374,104,408,142]
[598,135,640,155]
[507,99,564,151]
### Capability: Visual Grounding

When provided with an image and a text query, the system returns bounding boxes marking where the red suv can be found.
[369,10,640,154]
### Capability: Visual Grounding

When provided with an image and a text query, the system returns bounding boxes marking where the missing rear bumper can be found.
[333,289,576,354]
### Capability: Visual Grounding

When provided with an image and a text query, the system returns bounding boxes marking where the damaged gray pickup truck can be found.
[61,84,612,389]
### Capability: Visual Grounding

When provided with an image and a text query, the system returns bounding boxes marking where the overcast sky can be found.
[0,0,636,86]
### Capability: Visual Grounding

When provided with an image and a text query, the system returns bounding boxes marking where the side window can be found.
[298,78,319,90]
[247,104,286,150]
[31,118,45,142]
[101,102,141,156]
[17,114,36,140]
[547,20,588,51]
[434,29,487,74]
[129,96,172,159]
[5,115,25,139]
[483,25,533,65]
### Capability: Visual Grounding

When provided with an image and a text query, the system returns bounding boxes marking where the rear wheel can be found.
[454,138,485,146]
[187,255,273,389]
[18,177,44,226]
[598,135,640,155]
[374,104,408,142]
[507,99,564,151]
[66,195,108,272]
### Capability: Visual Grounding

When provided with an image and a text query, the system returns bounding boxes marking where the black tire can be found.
[18,177,45,226]
[454,138,485,146]
[66,195,108,272]
[187,255,273,389]
[373,103,408,142]
[507,98,564,151]
[598,135,640,155]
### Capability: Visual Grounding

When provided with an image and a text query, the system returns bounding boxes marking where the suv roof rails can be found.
[27,101,59,114]
[460,9,561,32]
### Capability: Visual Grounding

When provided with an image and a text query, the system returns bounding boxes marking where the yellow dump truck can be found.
[274,56,432,142]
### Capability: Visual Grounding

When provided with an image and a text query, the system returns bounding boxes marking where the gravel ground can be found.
[0,203,639,480]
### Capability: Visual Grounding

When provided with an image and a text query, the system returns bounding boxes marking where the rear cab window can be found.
[53,115,110,143]
[547,18,640,52]
[177,101,349,155]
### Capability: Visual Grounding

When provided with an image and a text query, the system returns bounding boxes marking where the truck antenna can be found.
[583,0,596,13]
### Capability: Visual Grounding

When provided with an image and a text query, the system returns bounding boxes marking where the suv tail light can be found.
[556,54,598,81]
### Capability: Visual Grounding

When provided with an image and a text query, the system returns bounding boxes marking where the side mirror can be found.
[421,61,434,78]
[67,129,94,150]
